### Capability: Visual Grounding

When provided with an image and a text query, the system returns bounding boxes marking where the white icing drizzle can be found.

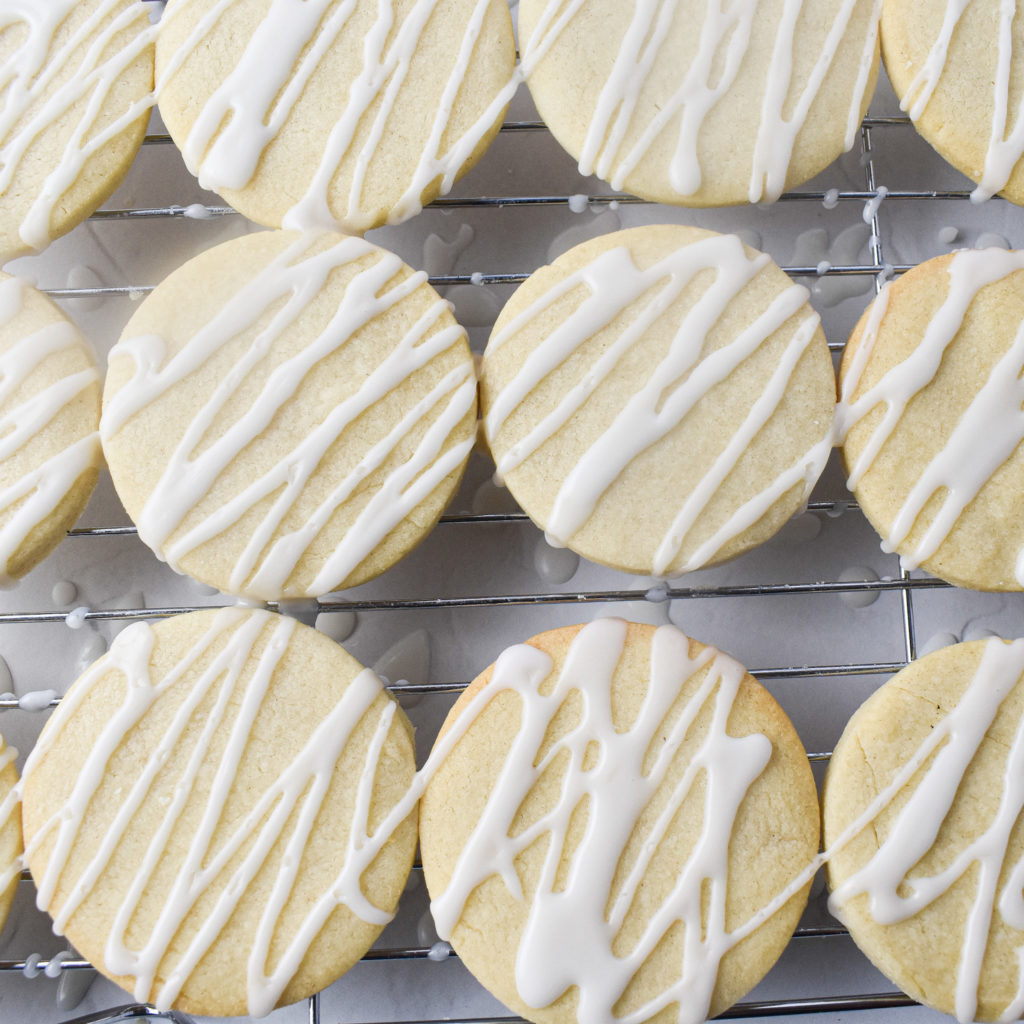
[0,0,157,251]
[160,0,519,232]
[0,276,100,586]
[427,618,789,1024]
[900,0,1024,203]
[484,233,830,575]
[835,247,1024,581]
[31,613,1024,1021]
[827,637,1024,1024]
[520,0,880,203]
[419,626,1024,1023]
[22,607,413,1016]
[101,232,475,599]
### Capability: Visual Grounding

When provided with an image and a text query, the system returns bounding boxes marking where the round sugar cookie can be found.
[0,0,154,259]
[518,0,880,206]
[155,0,515,233]
[101,229,477,601]
[0,732,22,939]
[837,247,1024,590]
[480,225,836,578]
[20,606,419,1017]
[419,618,819,1024]
[823,637,1024,1023]
[881,0,1024,204]
[0,273,101,585]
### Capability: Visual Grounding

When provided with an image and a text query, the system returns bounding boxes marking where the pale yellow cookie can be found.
[420,618,819,1024]
[518,0,879,206]
[101,230,477,601]
[480,224,836,577]
[882,0,1024,203]
[0,732,22,938]
[155,0,515,233]
[837,247,1024,591]
[823,637,1024,1023]
[0,0,154,260]
[21,606,419,1017]
[0,273,101,585]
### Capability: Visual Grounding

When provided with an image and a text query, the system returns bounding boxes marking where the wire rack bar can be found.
[86,192,975,222]
[60,502,859,535]
[58,501,864,536]
[0,577,947,626]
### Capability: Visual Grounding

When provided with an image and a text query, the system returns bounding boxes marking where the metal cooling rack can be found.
[0,44,1020,1024]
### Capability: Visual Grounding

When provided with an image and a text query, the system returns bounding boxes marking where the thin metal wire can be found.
[0,575,948,629]
[860,123,920,663]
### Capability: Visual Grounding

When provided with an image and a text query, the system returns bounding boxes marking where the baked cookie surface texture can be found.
[0,732,22,940]
[518,0,880,206]
[419,618,820,1024]
[0,272,101,585]
[824,637,1024,1023]
[155,0,516,233]
[881,0,1024,203]
[20,606,419,1017]
[101,230,477,600]
[836,247,1024,590]
[0,0,155,259]
[480,225,836,577]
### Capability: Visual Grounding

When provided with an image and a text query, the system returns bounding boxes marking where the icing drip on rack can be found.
[0,0,156,251]
[101,232,476,599]
[520,0,880,202]
[0,277,100,586]
[426,618,795,1024]
[159,0,519,232]
[834,247,1024,582]
[827,637,1024,1024]
[484,232,831,575]
[900,0,1024,203]
[22,607,411,1016]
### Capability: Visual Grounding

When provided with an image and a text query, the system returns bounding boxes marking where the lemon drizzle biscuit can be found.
[0,734,21,939]
[882,0,1024,204]
[836,247,1024,590]
[480,225,835,577]
[155,0,516,233]
[419,619,820,1024]
[20,607,419,1017]
[518,0,880,206]
[823,638,1024,1023]
[0,273,101,585]
[101,230,477,600]
[0,0,155,259]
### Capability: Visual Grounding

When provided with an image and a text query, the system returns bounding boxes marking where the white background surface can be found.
[1,6,1023,1023]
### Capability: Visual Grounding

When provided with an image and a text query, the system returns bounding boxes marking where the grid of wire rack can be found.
[1,23,1023,1024]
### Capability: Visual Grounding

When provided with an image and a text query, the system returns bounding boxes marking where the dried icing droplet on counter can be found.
[518,0,881,206]
[480,225,836,578]
[533,538,580,585]
[155,0,517,233]
[20,607,419,1017]
[419,618,820,1024]
[838,565,881,607]
[100,230,478,601]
